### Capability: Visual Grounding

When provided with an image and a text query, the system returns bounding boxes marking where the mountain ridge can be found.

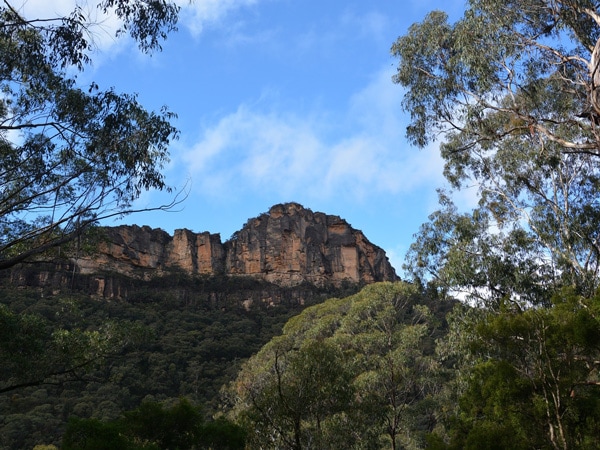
[74,202,398,290]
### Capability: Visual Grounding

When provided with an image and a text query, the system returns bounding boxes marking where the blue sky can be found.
[26,0,469,275]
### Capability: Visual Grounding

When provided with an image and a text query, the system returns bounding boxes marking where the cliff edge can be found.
[75,202,398,287]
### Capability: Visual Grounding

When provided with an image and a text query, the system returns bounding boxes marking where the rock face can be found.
[74,203,398,287]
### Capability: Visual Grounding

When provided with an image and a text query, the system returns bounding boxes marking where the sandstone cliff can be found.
[75,202,398,288]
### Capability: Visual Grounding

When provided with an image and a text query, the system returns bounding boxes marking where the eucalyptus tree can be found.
[394,0,600,302]
[393,2,600,447]
[429,288,600,450]
[229,323,355,449]
[333,283,440,450]
[0,0,180,270]
[228,282,441,450]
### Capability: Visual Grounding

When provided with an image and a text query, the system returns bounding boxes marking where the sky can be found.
[23,0,469,275]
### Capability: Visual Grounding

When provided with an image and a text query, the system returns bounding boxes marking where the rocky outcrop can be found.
[74,202,398,288]
[76,226,225,279]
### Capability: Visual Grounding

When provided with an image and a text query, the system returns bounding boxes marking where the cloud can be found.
[16,0,262,57]
[15,0,76,18]
[16,0,124,52]
[340,9,390,44]
[293,8,391,60]
[180,65,446,203]
[179,0,260,37]
[182,107,323,198]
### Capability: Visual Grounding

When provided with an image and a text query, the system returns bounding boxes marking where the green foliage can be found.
[62,398,245,450]
[62,418,131,450]
[120,398,204,449]
[430,288,600,449]
[236,337,354,449]
[201,417,247,450]
[0,275,331,449]
[393,3,600,446]
[230,282,446,449]
[0,1,180,270]
[392,2,600,447]
[0,300,143,395]
[395,0,600,301]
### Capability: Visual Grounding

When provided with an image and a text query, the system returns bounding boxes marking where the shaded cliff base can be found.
[3,261,363,308]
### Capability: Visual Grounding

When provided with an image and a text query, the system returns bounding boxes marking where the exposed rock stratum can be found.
[75,202,398,288]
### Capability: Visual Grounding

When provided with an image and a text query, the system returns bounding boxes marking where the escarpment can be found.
[75,202,398,288]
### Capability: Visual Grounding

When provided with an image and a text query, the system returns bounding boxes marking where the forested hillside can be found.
[5,0,600,449]
[0,274,359,448]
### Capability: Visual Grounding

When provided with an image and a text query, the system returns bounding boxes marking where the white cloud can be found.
[180,65,446,203]
[348,67,404,134]
[293,8,390,59]
[16,0,124,52]
[182,106,323,198]
[340,9,389,44]
[179,0,259,37]
[14,0,262,58]
[15,0,75,18]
